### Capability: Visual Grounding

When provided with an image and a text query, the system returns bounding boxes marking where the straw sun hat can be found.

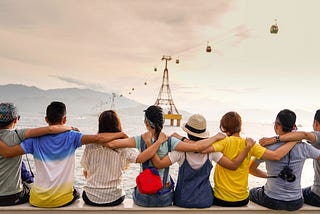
[182,114,210,139]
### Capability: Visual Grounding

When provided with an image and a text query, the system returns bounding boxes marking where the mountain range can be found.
[0,84,314,126]
[0,84,143,116]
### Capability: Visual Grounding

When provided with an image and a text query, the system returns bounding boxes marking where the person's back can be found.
[212,135,264,204]
[20,101,82,207]
[262,142,314,201]
[0,129,26,201]
[81,110,139,206]
[212,112,266,206]
[21,131,82,207]
[249,109,320,211]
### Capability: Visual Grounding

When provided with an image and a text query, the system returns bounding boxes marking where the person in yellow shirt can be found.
[201,111,297,207]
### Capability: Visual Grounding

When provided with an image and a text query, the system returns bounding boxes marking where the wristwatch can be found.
[275,135,280,142]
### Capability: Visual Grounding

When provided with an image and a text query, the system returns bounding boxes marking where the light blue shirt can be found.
[134,135,180,182]
[256,141,320,201]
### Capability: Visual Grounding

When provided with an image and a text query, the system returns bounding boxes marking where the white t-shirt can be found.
[168,151,223,170]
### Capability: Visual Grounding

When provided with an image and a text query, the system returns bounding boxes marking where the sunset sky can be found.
[1,0,319,122]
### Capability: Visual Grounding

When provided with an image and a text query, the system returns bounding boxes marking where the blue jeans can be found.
[303,186,320,207]
[250,186,303,211]
[133,186,174,207]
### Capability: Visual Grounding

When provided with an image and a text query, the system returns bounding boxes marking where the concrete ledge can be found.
[0,199,320,214]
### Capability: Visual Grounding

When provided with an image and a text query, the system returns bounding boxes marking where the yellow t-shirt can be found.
[212,136,266,202]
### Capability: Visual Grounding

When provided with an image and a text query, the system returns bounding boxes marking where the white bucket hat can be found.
[182,114,210,138]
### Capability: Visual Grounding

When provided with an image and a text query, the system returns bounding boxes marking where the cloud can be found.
[216,87,261,94]
[49,75,106,91]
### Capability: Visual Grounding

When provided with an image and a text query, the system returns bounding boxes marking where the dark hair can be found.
[276,109,296,132]
[98,110,122,133]
[314,110,320,123]
[144,105,164,141]
[187,133,205,141]
[220,111,242,136]
[0,120,14,128]
[46,101,66,124]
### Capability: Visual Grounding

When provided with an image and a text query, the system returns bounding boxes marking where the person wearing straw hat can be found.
[151,114,255,208]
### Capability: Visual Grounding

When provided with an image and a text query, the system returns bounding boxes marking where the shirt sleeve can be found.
[70,130,83,149]
[168,151,184,166]
[20,138,34,154]
[312,131,320,147]
[15,129,27,141]
[210,151,223,163]
[251,144,267,159]
[304,142,320,159]
[121,148,140,163]
[212,138,226,152]
[134,135,141,151]
[170,137,181,151]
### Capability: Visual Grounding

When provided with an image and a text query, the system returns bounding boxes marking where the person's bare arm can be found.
[0,140,25,158]
[104,137,136,149]
[217,137,255,170]
[81,132,128,145]
[175,132,226,152]
[24,125,74,138]
[151,153,172,169]
[135,132,168,163]
[259,131,316,146]
[249,158,268,178]
[261,141,297,160]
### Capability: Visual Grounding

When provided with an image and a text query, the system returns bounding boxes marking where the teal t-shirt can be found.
[134,135,180,183]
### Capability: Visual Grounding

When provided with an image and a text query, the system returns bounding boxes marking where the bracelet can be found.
[181,137,186,142]
[275,135,280,142]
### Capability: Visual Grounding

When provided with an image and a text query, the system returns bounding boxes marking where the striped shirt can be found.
[21,131,82,207]
[81,144,139,203]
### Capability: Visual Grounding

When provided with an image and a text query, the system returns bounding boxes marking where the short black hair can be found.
[314,110,320,123]
[0,120,13,128]
[276,109,296,132]
[46,101,66,124]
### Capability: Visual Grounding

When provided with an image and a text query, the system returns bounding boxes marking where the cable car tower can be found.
[154,55,182,126]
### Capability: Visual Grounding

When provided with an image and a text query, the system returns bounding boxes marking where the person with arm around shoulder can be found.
[258,109,320,207]
[151,114,255,208]
[0,101,127,208]
[204,111,298,207]
[0,102,72,206]
[81,110,167,206]
[249,109,320,211]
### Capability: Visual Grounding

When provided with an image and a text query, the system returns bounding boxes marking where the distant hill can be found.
[0,84,143,116]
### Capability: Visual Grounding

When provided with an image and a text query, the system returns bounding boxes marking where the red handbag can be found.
[136,167,163,194]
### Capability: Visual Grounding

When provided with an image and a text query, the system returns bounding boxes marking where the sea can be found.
[16,111,315,198]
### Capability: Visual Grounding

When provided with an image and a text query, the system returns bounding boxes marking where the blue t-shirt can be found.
[134,135,180,182]
[20,131,82,207]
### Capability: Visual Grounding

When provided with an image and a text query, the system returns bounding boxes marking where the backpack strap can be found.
[140,135,149,170]
[14,130,34,178]
[162,136,171,186]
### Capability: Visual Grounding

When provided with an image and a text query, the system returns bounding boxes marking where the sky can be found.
[1,0,320,123]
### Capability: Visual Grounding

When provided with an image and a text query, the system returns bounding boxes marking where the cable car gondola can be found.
[206,41,212,53]
[270,19,279,34]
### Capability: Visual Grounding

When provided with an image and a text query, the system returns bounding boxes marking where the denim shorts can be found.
[249,186,303,211]
[133,186,174,207]
[303,186,320,207]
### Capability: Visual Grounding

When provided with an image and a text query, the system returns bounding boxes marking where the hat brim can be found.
[182,123,210,139]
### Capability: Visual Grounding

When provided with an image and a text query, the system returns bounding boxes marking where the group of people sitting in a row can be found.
[0,101,320,211]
